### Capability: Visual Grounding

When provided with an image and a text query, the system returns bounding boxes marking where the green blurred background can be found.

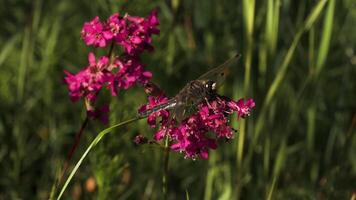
[0,0,355,199]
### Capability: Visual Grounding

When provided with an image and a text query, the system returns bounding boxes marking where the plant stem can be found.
[162,136,170,200]
[61,117,89,182]
[108,42,115,58]
[53,41,117,199]
[56,117,143,200]
[50,116,89,198]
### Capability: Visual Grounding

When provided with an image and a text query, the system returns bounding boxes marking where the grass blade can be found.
[55,117,142,200]
[316,0,335,73]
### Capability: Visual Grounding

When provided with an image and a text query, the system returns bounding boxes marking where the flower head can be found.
[133,135,148,145]
[64,52,110,102]
[139,94,255,159]
[66,10,160,124]
[81,16,110,47]
[80,11,159,53]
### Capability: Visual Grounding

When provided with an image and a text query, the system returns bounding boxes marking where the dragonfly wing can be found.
[171,104,185,122]
[197,53,241,87]
[170,87,197,122]
[171,103,197,122]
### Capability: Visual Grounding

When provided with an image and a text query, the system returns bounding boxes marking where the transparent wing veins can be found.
[197,53,241,86]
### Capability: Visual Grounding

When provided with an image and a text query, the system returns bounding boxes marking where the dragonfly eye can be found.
[211,82,217,90]
[205,81,217,92]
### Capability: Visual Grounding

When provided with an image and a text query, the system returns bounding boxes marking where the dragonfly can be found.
[139,53,241,121]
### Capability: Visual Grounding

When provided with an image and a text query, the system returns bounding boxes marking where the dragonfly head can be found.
[205,80,217,94]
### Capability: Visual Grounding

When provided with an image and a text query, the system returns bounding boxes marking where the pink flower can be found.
[104,13,126,40]
[66,10,160,124]
[227,98,256,118]
[64,69,91,102]
[104,56,152,96]
[81,16,111,47]
[82,11,160,54]
[133,135,148,145]
[64,52,110,102]
[170,115,218,159]
[117,10,160,54]
[139,95,255,159]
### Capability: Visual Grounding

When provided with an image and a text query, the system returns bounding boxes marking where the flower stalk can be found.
[162,136,170,199]
[56,117,143,200]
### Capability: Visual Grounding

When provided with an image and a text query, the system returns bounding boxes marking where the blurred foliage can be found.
[0,0,355,199]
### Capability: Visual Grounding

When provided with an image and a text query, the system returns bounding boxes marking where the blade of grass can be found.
[307,106,316,152]
[263,137,271,177]
[253,0,328,146]
[266,176,277,200]
[266,139,286,200]
[204,151,216,200]
[236,0,255,198]
[316,0,335,74]
[270,0,280,56]
[55,117,143,200]
[242,0,255,95]
[0,34,20,66]
[266,0,280,56]
[17,28,31,101]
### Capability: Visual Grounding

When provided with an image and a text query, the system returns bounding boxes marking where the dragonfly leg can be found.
[205,97,213,109]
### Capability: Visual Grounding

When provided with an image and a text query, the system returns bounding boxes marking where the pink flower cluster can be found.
[81,11,159,54]
[139,95,255,159]
[64,11,159,123]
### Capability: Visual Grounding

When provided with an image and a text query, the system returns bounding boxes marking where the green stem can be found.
[162,136,170,200]
[50,116,89,199]
[56,117,143,200]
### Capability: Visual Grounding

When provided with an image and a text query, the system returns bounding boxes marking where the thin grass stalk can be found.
[309,27,316,73]
[266,0,280,57]
[306,27,316,154]
[266,139,286,199]
[162,136,170,200]
[55,117,89,189]
[258,0,280,90]
[261,0,280,180]
[0,34,20,65]
[307,106,317,180]
[316,0,335,74]
[266,176,277,200]
[270,0,280,56]
[302,0,335,169]
[55,117,143,200]
[253,0,328,150]
[204,152,216,200]
[263,137,271,177]
[53,42,116,197]
[307,0,335,159]
[236,0,255,198]
[314,0,335,166]
[17,28,30,101]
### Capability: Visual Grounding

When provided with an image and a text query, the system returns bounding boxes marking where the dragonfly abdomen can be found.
[139,99,177,118]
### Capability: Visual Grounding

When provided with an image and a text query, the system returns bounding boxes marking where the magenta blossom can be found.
[133,135,148,145]
[139,94,255,159]
[64,52,110,102]
[80,10,160,54]
[66,10,159,124]
[65,53,154,102]
[81,16,111,47]
[121,10,160,54]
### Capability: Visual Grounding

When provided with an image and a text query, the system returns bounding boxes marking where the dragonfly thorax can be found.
[182,80,217,102]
